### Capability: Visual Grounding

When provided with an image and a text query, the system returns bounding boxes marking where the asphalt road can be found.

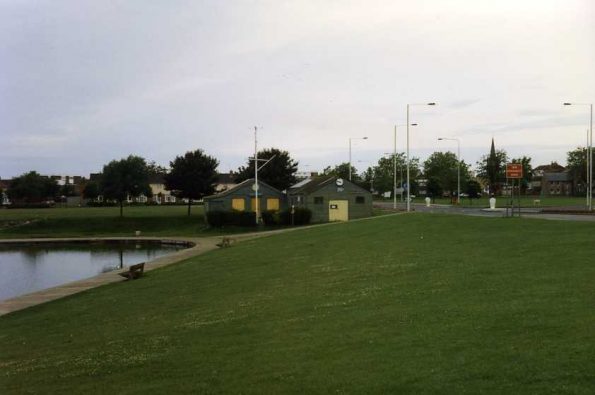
[373,201,595,222]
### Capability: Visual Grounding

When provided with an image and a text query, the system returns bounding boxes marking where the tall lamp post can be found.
[564,103,593,211]
[392,124,417,209]
[349,136,368,181]
[406,103,437,212]
[438,137,461,204]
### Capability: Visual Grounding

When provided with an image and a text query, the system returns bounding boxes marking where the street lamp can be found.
[406,102,437,212]
[564,102,593,211]
[392,124,417,209]
[438,137,461,204]
[349,136,368,181]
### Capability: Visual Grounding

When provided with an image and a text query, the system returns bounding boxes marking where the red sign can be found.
[506,163,523,179]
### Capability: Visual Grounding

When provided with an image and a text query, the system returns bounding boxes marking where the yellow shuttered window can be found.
[266,198,279,211]
[232,198,245,211]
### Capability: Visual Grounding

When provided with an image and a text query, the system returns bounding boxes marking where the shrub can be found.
[279,207,312,226]
[261,210,280,226]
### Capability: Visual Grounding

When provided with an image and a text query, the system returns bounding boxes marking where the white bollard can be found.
[489,197,496,210]
[425,197,431,207]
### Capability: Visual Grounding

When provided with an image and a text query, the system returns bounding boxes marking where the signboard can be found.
[506,163,523,179]
[330,204,338,209]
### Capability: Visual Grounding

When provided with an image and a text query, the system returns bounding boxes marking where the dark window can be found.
[355,196,365,204]
[314,196,323,204]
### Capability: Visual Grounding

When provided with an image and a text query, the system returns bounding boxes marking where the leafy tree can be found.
[235,148,298,191]
[146,161,168,177]
[323,162,360,183]
[425,176,443,202]
[566,147,593,195]
[510,156,533,194]
[358,154,421,195]
[100,155,150,217]
[465,180,482,204]
[423,151,470,198]
[82,181,100,200]
[476,139,507,195]
[165,149,219,216]
[7,171,59,203]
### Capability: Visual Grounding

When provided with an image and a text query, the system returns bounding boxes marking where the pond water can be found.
[0,241,188,302]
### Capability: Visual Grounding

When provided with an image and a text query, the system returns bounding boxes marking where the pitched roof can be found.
[544,171,572,182]
[289,175,371,195]
[204,178,282,200]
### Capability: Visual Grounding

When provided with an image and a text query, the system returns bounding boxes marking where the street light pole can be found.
[393,123,417,209]
[348,136,368,181]
[406,103,436,212]
[254,126,259,225]
[438,137,461,204]
[564,103,593,211]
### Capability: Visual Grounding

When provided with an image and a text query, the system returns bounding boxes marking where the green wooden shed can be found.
[288,175,373,223]
[204,178,286,214]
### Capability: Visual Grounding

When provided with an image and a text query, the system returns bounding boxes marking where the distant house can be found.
[532,163,573,196]
[148,174,176,204]
[0,179,11,205]
[204,178,286,214]
[288,175,373,223]
[215,172,237,193]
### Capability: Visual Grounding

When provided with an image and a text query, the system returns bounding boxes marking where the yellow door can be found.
[250,198,261,212]
[329,200,348,222]
[232,198,245,211]
[266,198,280,211]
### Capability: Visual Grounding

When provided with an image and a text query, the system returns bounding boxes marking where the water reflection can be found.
[0,242,186,301]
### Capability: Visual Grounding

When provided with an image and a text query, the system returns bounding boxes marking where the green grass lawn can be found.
[0,205,256,238]
[1,214,594,393]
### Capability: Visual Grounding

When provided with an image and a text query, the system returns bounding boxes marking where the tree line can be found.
[3,144,592,214]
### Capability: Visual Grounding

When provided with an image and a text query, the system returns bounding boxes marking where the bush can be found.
[279,207,312,226]
[261,210,280,226]
[206,210,257,228]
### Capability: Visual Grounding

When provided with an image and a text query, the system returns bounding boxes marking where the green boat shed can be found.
[204,178,286,214]
[288,175,373,223]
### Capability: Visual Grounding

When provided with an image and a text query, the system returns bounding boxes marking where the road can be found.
[373,201,595,222]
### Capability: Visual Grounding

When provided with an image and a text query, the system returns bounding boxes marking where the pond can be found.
[0,241,189,302]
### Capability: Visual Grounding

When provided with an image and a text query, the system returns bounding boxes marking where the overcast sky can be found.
[1,0,594,179]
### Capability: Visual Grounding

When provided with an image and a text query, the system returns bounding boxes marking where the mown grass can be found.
[1,214,594,393]
[0,206,255,238]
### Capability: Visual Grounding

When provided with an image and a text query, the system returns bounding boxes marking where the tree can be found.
[465,180,482,204]
[323,162,360,183]
[7,171,59,203]
[82,181,100,200]
[426,176,443,202]
[566,147,593,195]
[511,156,533,194]
[164,149,219,216]
[100,155,150,217]
[235,148,298,191]
[476,139,507,195]
[423,151,470,199]
[347,154,421,195]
